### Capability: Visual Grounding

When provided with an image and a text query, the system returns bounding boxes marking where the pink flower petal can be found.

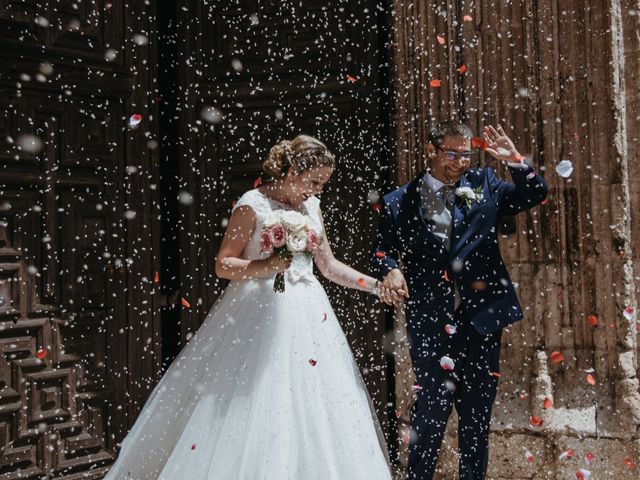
[525,449,534,463]
[576,468,591,480]
[623,306,635,321]
[444,324,457,335]
[440,355,455,371]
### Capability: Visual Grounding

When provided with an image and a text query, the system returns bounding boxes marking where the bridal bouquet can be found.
[259,210,321,292]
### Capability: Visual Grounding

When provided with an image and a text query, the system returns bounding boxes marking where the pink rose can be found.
[270,224,287,248]
[260,229,274,254]
[307,229,320,251]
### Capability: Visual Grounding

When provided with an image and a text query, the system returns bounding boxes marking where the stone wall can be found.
[389,0,640,477]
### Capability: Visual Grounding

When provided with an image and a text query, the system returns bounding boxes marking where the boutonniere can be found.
[455,186,484,208]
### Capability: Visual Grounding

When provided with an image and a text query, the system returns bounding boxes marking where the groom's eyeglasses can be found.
[435,146,475,163]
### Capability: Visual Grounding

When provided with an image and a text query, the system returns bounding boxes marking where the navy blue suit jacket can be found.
[371,165,548,356]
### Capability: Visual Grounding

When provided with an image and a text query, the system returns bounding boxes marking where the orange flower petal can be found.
[36,348,47,360]
[346,74,358,83]
[375,251,386,259]
[586,373,596,385]
[458,64,467,74]
[587,314,598,326]
[181,297,191,308]
[154,271,160,283]
[253,177,262,188]
[489,371,501,378]
[443,270,450,282]
[357,278,366,288]
[550,351,565,363]
[543,397,553,409]
[430,79,442,88]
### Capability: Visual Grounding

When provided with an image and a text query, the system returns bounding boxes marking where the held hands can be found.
[379,269,410,307]
[482,125,524,164]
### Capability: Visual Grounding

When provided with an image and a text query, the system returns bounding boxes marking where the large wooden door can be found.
[0,0,160,477]
[173,0,396,448]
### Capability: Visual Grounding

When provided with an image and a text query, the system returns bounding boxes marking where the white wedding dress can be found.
[104,189,392,480]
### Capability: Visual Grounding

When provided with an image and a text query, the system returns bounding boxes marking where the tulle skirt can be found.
[104,276,392,479]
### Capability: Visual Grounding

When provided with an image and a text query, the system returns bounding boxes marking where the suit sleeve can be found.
[370,197,400,280]
[489,165,548,216]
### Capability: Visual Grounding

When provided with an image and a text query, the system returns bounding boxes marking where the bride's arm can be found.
[215,206,291,281]
[313,208,382,295]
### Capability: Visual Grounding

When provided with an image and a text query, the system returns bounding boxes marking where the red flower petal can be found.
[587,314,598,327]
[471,136,489,150]
[309,359,317,366]
[624,458,635,469]
[357,278,366,288]
[375,251,386,259]
[530,415,543,427]
[540,198,549,205]
[154,271,160,283]
[253,177,262,188]
[586,373,596,385]
[489,371,501,378]
[550,351,565,363]
[36,348,47,360]
[443,270,450,282]
[458,64,467,74]
[543,397,553,409]
[181,297,191,308]
[430,79,442,88]
[372,203,381,213]
[191,444,197,450]
[463,14,473,22]
[584,452,595,464]
[346,74,358,83]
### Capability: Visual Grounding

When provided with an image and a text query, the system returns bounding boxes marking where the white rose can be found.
[280,210,307,232]
[455,186,476,200]
[286,230,308,252]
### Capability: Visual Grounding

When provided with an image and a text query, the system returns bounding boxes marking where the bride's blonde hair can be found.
[262,135,335,178]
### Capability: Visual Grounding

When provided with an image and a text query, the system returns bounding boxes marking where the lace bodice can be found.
[231,189,322,281]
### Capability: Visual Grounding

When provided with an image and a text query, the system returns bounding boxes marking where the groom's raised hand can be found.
[482,125,525,164]
[381,268,409,307]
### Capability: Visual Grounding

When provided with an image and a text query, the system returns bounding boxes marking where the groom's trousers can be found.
[407,309,502,480]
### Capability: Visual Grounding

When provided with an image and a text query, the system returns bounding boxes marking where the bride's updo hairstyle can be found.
[261,135,335,180]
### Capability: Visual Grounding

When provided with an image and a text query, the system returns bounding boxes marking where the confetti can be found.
[375,251,386,259]
[575,468,591,480]
[584,452,594,464]
[440,356,455,371]
[623,306,634,321]
[308,359,317,366]
[430,79,442,88]
[556,160,574,178]
[463,14,473,22]
[443,270,450,282]
[154,271,160,283]
[128,114,142,128]
[471,137,489,150]
[543,397,553,409]
[586,373,596,385]
[191,444,197,450]
[624,458,635,469]
[346,74,358,83]
[253,177,262,188]
[525,449,534,463]
[550,351,565,363]
[181,297,191,308]
[357,278,366,288]
[489,371,501,378]
[587,315,598,327]
[444,324,457,335]
[530,415,543,427]
[559,449,575,460]
[458,64,467,74]
[372,203,381,213]
[36,348,47,360]
[436,35,446,45]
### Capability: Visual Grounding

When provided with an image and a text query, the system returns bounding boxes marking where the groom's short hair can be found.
[427,120,473,147]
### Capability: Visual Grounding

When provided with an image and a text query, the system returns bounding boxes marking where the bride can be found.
[104,135,396,479]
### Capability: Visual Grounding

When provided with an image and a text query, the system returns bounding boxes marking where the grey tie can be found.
[430,185,455,250]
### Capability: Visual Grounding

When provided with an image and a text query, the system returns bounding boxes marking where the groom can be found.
[372,121,548,479]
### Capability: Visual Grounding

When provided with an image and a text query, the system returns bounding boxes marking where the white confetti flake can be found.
[556,160,574,178]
